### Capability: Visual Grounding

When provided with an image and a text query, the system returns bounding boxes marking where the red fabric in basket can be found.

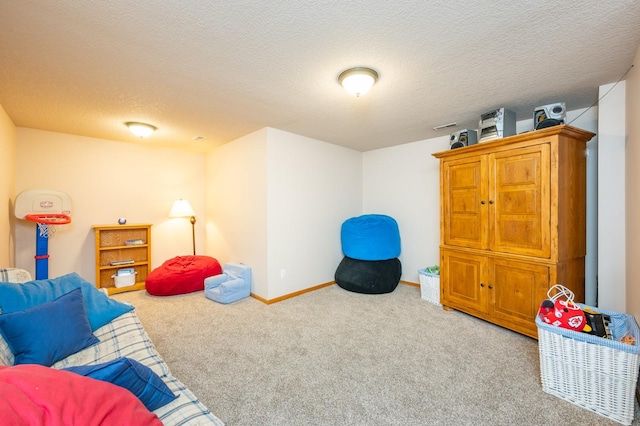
[146,255,222,296]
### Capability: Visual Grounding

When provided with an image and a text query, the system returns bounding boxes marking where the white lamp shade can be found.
[169,199,196,217]
[338,67,378,97]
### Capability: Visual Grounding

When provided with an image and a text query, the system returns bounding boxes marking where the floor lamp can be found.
[169,199,196,255]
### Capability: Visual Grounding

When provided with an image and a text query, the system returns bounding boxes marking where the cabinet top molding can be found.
[432,124,596,159]
[92,224,152,229]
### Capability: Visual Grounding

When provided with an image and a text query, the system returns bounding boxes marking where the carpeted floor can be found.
[114,284,635,425]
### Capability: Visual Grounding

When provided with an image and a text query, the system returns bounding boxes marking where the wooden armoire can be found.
[432,125,595,338]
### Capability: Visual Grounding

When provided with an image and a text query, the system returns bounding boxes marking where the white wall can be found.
[205,127,361,300]
[598,81,627,311]
[266,128,362,299]
[15,128,206,282]
[0,105,16,267]
[362,136,449,282]
[205,128,269,296]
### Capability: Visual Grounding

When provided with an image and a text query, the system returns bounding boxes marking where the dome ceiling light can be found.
[338,67,379,97]
[126,122,157,138]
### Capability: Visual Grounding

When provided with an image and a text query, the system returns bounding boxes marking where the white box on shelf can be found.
[111,272,137,288]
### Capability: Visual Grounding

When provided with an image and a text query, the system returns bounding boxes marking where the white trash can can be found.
[418,267,440,306]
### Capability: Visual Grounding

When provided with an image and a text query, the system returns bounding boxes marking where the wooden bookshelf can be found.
[93,224,151,295]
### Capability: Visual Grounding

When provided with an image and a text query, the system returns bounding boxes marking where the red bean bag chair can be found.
[146,255,222,296]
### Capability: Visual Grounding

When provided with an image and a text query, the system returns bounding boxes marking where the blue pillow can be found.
[0,272,133,331]
[63,357,178,411]
[0,288,99,366]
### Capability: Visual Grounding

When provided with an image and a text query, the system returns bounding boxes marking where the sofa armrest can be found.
[0,268,32,283]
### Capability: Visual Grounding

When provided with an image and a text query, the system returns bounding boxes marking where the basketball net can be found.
[36,222,56,238]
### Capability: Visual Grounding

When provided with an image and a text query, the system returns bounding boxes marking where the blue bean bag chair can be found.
[341,214,401,261]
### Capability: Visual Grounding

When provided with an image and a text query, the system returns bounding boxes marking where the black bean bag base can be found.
[335,256,402,294]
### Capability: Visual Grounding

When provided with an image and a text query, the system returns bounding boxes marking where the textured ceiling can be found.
[1,1,639,152]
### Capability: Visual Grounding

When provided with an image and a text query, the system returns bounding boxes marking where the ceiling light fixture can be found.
[126,122,156,138]
[338,67,379,97]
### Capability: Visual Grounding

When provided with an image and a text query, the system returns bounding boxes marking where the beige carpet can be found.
[114,284,633,425]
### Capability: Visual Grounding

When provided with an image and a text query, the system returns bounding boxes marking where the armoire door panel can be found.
[488,259,549,328]
[443,158,487,249]
[442,250,485,313]
[489,145,550,257]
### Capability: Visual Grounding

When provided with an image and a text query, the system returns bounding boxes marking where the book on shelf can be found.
[110,259,135,266]
[124,239,145,246]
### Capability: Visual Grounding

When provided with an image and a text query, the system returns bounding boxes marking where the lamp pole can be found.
[190,216,196,255]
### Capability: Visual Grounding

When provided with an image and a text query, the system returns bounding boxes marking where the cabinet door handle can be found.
[480,282,485,287]
[480,200,486,205]
[489,200,494,204]
[488,285,493,289]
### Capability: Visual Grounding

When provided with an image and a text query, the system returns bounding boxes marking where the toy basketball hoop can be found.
[25,213,71,238]
[14,189,73,279]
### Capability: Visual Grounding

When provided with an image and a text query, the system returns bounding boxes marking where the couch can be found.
[0,269,224,425]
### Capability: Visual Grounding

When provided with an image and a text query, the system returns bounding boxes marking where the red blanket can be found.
[0,365,162,425]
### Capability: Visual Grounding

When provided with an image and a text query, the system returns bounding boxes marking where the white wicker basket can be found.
[536,306,640,425]
[418,268,440,306]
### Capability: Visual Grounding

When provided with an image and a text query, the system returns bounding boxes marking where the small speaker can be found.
[450,129,478,149]
[534,102,566,130]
